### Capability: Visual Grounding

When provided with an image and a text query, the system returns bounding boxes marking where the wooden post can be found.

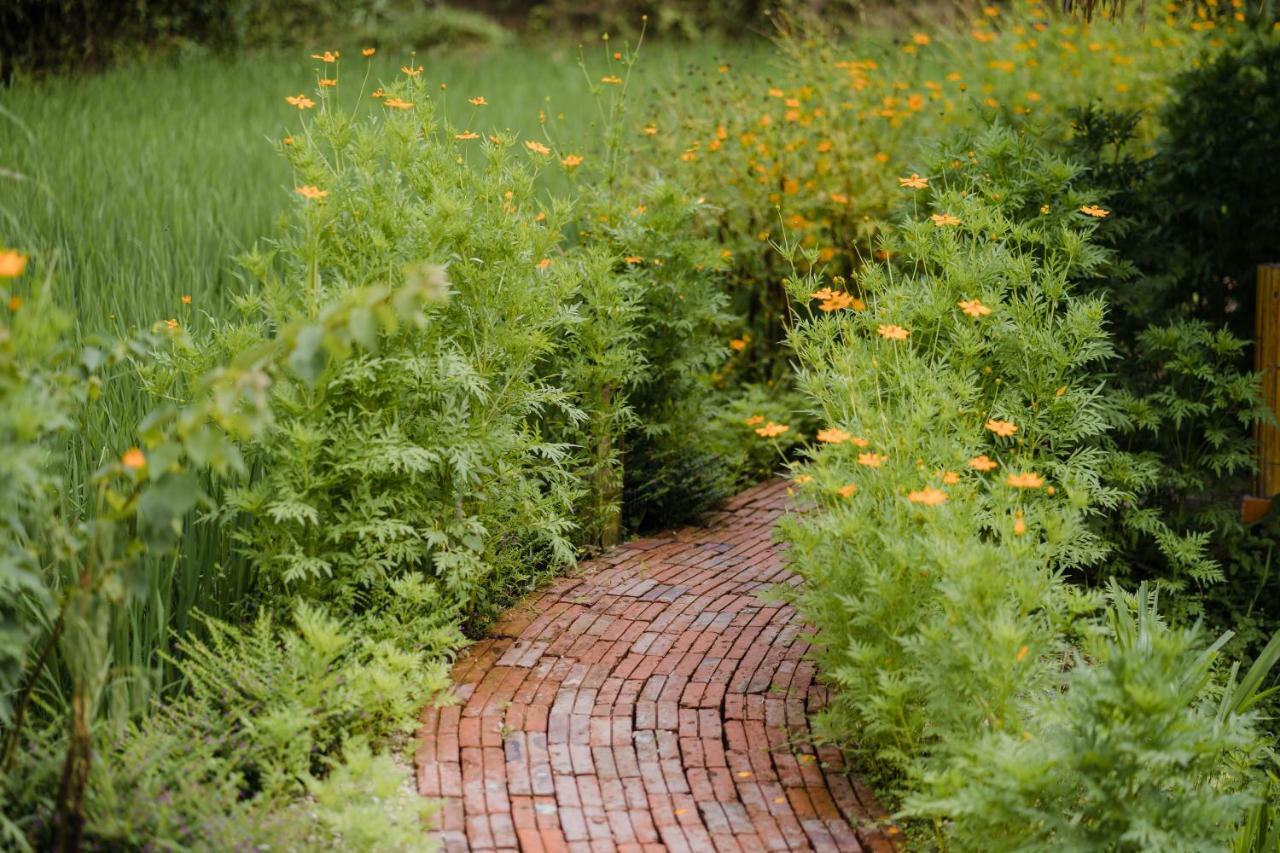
[1255,264,1280,499]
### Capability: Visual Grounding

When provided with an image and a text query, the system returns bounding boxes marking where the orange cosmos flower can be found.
[164,318,179,330]
[817,427,854,444]
[768,87,785,98]
[794,473,813,484]
[755,422,790,438]
[601,75,623,84]
[744,415,764,426]
[898,173,928,189]
[296,185,329,200]
[319,79,337,88]
[1080,204,1110,218]
[877,324,909,340]
[8,296,21,312]
[311,51,338,63]
[362,47,376,57]
[0,250,28,278]
[122,448,147,469]
[401,65,423,76]
[857,452,885,468]
[1006,472,1045,489]
[942,471,960,485]
[958,298,992,317]
[1016,644,1029,661]
[908,487,947,505]
[282,135,294,145]
[525,140,551,156]
[986,419,1017,437]
[913,32,932,45]
[562,154,583,167]
[969,454,998,472]
[837,484,857,498]
[537,258,553,270]
[285,94,315,109]
[182,295,192,305]
[643,124,658,135]
[624,256,643,264]
[930,213,960,226]
[729,338,749,352]
[819,292,863,312]
[469,96,487,106]
[384,98,414,110]
[455,131,480,140]
[372,88,385,99]
[1014,517,1028,536]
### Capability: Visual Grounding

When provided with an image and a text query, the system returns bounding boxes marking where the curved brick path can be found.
[415,480,898,852]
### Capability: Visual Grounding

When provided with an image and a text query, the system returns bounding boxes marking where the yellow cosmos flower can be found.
[912,32,932,45]
[561,154,583,168]
[318,79,337,88]
[0,250,28,278]
[968,454,998,472]
[857,452,885,468]
[930,213,960,226]
[624,256,643,265]
[816,428,854,444]
[819,292,864,312]
[295,185,329,200]
[401,65,423,76]
[537,258,553,270]
[455,131,480,140]
[837,484,857,498]
[985,419,1017,438]
[942,471,960,485]
[469,96,488,106]
[182,295,192,305]
[601,75,623,84]
[525,140,551,156]
[744,415,765,426]
[362,48,376,57]
[794,474,813,485]
[908,487,947,505]
[898,173,929,189]
[384,98,414,110]
[311,51,339,62]
[1006,472,1045,489]
[729,337,749,352]
[1080,204,1110,218]
[755,422,790,438]
[957,298,992,317]
[285,94,315,109]
[122,448,147,469]
[878,324,909,341]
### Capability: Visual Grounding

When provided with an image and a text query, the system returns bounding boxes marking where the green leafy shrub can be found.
[779,125,1277,847]
[916,584,1273,852]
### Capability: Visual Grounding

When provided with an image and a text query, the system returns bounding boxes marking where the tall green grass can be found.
[0,36,772,719]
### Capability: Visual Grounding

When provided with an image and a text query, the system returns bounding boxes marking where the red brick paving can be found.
[416,480,899,852]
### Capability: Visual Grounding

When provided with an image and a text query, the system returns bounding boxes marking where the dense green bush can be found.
[0,0,510,79]
[780,125,1278,847]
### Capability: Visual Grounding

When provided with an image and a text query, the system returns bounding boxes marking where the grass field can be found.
[1,39,771,336]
